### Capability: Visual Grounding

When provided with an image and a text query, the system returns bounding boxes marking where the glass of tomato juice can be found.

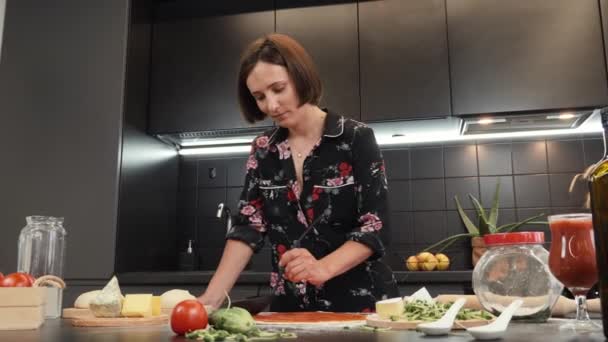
[548,213,602,332]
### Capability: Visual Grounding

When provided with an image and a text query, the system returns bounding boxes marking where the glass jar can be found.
[472,232,563,322]
[17,216,67,278]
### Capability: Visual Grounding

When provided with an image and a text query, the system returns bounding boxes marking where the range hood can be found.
[160,108,603,155]
[460,109,592,135]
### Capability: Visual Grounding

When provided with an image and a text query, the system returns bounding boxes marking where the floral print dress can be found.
[226,110,399,312]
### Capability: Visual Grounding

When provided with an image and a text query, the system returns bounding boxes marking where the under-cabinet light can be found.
[179,144,251,156]
[378,125,601,146]
[476,118,507,125]
[180,137,254,147]
[546,113,576,120]
[178,112,602,156]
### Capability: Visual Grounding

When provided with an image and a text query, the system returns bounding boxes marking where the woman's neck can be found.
[288,105,326,140]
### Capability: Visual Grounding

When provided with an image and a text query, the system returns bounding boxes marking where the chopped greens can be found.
[185,327,296,341]
[392,300,494,322]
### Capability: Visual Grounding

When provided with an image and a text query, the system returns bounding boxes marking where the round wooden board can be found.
[366,314,493,330]
[62,308,91,319]
[71,314,168,327]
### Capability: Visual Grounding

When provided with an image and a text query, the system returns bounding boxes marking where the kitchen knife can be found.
[230,295,273,315]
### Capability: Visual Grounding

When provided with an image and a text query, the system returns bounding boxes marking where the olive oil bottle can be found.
[589,107,608,337]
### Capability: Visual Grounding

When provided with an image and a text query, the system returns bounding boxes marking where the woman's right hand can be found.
[197,293,222,314]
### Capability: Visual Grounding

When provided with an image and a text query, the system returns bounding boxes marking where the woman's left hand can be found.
[279,248,332,286]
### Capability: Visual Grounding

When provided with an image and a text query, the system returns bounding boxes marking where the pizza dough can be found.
[159,289,196,309]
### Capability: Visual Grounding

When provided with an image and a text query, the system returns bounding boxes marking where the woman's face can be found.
[246,61,302,128]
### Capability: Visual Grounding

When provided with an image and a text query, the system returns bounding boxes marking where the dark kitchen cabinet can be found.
[0,0,130,278]
[359,0,451,122]
[447,0,608,115]
[601,0,608,75]
[276,0,360,120]
[149,2,274,134]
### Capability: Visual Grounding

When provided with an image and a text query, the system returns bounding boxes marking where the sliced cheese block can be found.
[74,290,101,309]
[160,289,196,309]
[89,276,123,318]
[375,297,404,319]
[121,294,153,318]
[152,296,161,316]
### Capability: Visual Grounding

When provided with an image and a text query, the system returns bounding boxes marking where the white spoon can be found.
[417,298,467,336]
[467,299,524,340]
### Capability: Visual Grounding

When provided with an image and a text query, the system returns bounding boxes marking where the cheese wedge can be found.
[121,294,153,318]
[375,297,404,319]
[89,276,123,318]
[74,290,101,309]
[152,296,161,316]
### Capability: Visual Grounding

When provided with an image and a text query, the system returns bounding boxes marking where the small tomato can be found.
[0,272,4,283]
[1,272,33,287]
[170,299,208,335]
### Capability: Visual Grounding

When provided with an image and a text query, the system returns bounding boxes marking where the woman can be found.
[198,33,399,312]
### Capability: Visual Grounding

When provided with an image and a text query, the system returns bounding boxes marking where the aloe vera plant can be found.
[424,182,546,253]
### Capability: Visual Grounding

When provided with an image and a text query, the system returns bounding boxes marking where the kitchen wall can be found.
[177,134,603,272]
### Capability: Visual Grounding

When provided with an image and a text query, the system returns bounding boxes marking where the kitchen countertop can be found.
[2,318,604,342]
[117,271,474,285]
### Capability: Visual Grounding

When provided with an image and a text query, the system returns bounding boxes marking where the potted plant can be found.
[424,182,546,266]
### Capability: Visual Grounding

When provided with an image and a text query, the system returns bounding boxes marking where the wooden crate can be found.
[0,287,47,330]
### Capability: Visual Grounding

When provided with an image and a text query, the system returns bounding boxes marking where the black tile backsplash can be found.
[444,145,478,177]
[583,139,604,166]
[411,179,446,210]
[179,160,198,188]
[411,147,443,179]
[383,149,410,180]
[514,174,551,207]
[512,141,548,174]
[549,173,587,207]
[226,187,242,211]
[388,211,413,244]
[387,180,410,211]
[479,176,515,208]
[178,136,600,272]
[477,143,512,176]
[226,158,247,187]
[445,177,479,210]
[197,188,226,218]
[413,211,447,244]
[197,160,227,187]
[547,140,584,173]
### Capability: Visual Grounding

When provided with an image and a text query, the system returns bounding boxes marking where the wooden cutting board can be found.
[64,307,173,320]
[70,314,169,327]
[366,314,493,330]
[62,308,91,319]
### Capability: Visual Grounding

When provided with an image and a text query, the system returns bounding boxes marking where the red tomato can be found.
[1,272,33,287]
[170,299,208,335]
[25,273,36,285]
[0,273,3,283]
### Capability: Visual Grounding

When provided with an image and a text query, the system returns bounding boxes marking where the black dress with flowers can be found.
[226,110,399,312]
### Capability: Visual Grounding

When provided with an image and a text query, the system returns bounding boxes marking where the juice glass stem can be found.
[574,294,591,322]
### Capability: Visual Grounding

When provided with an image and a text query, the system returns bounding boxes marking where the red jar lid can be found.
[483,232,545,246]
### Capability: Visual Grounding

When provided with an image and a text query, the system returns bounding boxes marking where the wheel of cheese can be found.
[74,290,102,309]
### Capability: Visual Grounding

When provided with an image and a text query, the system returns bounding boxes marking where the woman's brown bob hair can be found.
[238,33,322,123]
